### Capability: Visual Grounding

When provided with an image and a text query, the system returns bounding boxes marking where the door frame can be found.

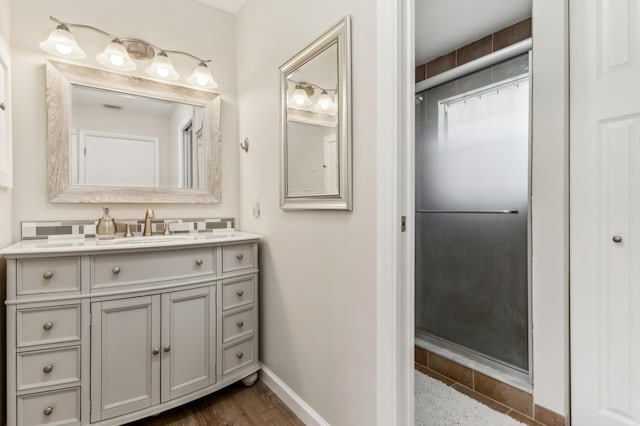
[377,0,571,424]
[376,0,415,424]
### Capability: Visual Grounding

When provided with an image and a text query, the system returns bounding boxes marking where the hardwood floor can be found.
[128,380,304,426]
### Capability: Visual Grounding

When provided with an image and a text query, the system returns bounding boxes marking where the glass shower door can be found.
[415,54,530,373]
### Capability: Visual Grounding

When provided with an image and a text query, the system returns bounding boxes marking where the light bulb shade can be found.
[96,40,137,71]
[316,90,335,111]
[145,51,180,80]
[39,25,86,59]
[187,62,218,89]
[291,85,312,107]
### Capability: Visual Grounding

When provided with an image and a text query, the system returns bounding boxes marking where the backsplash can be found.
[21,217,235,240]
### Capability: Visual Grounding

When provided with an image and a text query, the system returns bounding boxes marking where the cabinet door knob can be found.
[112,266,121,275]
[163,345,171,352]
[152,347,160,355]
[236,321,244,328]
[43,322,54,331]
[236,253,244,260]
[236,352,244,359]
[236,290,244,297]
[42,271,53,280]
[43,406,54,416]
[612,235,623,243]
[195,259,203,266]
[43,364,54,374]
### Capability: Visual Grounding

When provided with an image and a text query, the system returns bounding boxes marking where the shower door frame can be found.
[414,44,534,387]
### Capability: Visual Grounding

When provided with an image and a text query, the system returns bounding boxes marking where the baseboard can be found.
[259,363,329,426]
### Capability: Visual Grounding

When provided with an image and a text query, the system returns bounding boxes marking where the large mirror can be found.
[279,16,351,210]
[46,60,221,203]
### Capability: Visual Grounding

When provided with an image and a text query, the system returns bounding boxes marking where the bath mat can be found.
[415,370,526,426]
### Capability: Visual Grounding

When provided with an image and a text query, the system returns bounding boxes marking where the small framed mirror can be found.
[279,16,352,210]
[46,60,221,203]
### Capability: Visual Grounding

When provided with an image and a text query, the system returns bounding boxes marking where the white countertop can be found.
[0,231,262,256]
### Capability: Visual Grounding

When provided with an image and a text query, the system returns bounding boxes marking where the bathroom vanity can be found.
[2,232,260,425]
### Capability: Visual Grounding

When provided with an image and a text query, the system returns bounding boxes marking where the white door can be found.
[80,130,159,187]
[161,286,216,401]
[571,1,640,425]
[91,296,160,422]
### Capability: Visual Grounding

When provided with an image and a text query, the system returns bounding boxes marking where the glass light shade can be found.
[316,90,335,111]
[187,63,218,89]
[291,86,312,107]
[39,26,86,59]
[96,41,137,71]
[145,51,180,80]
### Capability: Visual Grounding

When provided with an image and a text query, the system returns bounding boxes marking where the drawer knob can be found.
[236,352,244,359]
[164,345,171,353]
[236,290,244,297]
[152,347,160,355]
[43,364,54,374]
[613,235,623,243]
[236,253,244,260]
[42,271,54,280]
[195,259,203,266]
[43,406,54,416]
[236,321,244,328]
[43,322,54,331]
[112,266,121,275]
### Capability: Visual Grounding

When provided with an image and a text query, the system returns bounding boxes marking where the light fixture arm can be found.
[288,79,337,93]
[48,16,212,64]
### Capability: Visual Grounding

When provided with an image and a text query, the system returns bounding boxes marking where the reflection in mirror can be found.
[279,16,351,210]
[46,60,221,203]
[286,42,338,196]
[71,85,205,189]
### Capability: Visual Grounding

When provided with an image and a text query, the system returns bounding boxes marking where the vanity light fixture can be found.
[40,16,218,89]
[316,90,335,111]
[288,81,337,111]
[291,84,313,107]
[39,23,86,59]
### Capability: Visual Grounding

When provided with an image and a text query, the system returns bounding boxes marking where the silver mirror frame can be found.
[279,16,352,210]
[46,60,221,203]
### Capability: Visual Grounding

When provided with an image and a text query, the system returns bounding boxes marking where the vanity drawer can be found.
[222,276,255,310]
[222,244,255,273]
[223,337,255,375]
[223,307,254,343]
[17,305,81,348]
[18,387,80,426]
[18,257,81,296]
[91,247,216,288]
[18,346,80,391]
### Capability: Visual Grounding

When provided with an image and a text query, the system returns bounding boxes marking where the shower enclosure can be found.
[415,53,531,378]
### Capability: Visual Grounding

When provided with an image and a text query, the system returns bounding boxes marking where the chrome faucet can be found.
[143,208,155,236]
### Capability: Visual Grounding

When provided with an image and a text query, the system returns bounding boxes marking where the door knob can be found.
[152,347,160,355]
[163,345,171,352]
[612,235,623,243]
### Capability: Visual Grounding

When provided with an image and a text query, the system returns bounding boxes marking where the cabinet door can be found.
[161,286,216,401]
[91,296,160,422]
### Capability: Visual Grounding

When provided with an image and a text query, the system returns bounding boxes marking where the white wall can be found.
[9,0,239,240]
[236,2,377,425]
[531,0,570,416]
[0,0,10,421]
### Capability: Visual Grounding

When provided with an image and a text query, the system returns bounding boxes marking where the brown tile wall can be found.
[414,346,566,426]
[416,17,532,82]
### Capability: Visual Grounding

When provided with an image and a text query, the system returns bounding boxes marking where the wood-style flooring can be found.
[127,380,304,426]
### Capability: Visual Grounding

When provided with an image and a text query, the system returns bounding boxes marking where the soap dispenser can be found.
[96,207,117,239]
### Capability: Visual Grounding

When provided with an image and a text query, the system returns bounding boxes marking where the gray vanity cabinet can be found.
[3,236,260,426]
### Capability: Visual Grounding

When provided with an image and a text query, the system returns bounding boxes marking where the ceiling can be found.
[194,0,247,14]
[415,0,532,66]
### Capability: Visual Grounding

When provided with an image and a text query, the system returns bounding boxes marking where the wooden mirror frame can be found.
[46,60,221,203]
